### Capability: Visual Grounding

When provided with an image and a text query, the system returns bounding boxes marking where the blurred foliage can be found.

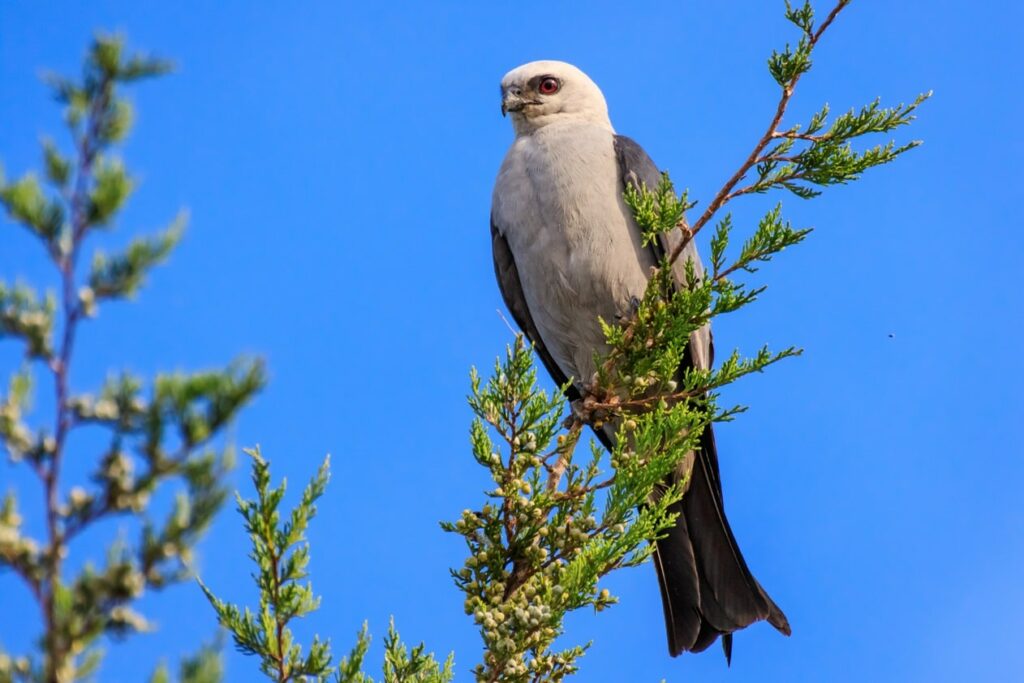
[0,34,264,682]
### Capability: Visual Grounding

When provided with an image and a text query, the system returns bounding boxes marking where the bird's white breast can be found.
[492,121,654,385]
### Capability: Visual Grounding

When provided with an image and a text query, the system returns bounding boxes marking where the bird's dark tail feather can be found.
[653,426,790,661]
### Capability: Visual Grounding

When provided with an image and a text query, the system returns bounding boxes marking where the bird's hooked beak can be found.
[501,86,527,117]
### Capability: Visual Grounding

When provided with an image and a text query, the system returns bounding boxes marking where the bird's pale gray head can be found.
[500,60,611,135]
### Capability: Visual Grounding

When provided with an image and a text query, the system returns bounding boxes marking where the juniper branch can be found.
[199,451,452,683]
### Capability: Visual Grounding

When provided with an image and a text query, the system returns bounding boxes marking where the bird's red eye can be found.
[539,77,560,95]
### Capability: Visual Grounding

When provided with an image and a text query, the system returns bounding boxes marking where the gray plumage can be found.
[490,60,790,660]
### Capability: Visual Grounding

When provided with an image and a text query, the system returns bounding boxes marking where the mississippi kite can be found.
[490,60,790,659]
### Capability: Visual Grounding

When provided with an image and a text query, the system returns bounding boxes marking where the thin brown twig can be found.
[549,475,615,503]
[261,519,290,683]
[664,0,850,268]
[545,419,582,492]
[724,171,813,203]
[41,71,112,683]
[501,397,521,558]
[771,130,828,142]
[760,154,800,164]
[711,243,795,281]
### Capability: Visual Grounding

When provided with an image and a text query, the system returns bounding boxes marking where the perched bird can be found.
[490,60,790,660]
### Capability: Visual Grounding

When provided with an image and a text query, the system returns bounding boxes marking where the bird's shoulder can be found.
[612,134,663,192]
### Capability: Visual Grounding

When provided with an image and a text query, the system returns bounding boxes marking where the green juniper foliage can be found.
[0,35,264,683]
[444,341,701,681]
[377,619,454,683]
[199,448,334,682]
[199,449,453,683]
[444,1,927,681]
[148,639,224,683]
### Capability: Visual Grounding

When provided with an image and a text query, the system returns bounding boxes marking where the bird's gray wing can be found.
[613,134,712,366]
[491,216,582,403]
[613,135,790,659]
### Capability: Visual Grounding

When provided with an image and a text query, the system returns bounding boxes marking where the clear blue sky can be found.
[2,1,1022,681]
